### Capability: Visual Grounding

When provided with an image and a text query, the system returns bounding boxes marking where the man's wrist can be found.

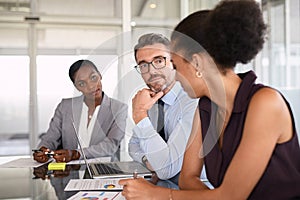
[133,111,148,124]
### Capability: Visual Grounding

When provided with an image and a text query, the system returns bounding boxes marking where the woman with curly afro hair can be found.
[119,0,300,199]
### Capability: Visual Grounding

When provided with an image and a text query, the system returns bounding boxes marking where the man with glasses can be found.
[129,33,205,183]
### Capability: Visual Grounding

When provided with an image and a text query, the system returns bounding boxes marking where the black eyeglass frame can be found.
[134,56,167,74]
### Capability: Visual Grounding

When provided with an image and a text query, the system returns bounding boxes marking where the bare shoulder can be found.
[250,87,286,111]
[248,87,292,143]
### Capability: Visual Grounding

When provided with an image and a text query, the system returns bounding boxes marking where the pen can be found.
[32,149,56,157]
[133,170,138,179]
[32,149,42,153]
[45,151,56,157]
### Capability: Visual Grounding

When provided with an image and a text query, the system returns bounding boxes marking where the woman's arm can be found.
[179,107,208,190]
[214,88,292,199]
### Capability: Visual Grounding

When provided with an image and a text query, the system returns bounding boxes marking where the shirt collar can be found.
[233,70,258,112]
[161,81,181,106]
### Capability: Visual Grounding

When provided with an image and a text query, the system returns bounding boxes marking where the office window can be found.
[37,56,79,133]
[0,56,29,155]
[38,0,119,17]
[260,0,300,133]
[0,56,29,133]
[189,0,219,12]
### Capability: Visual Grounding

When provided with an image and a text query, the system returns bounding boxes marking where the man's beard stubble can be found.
[147,74,168,93]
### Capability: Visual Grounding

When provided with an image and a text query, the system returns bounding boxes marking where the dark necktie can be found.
[157,99,166,141]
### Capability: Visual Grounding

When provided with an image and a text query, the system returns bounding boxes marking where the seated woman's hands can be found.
[33,147,80,163]
[53,149,81,163]
[53,149,71,163]
[33,146,52,163]
[119,178,169,200]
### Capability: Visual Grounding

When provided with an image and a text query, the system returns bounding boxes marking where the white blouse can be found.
[78,103,100,148]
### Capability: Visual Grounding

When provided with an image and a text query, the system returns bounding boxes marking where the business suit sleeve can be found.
[84,100,128,160]
[37,101,64,150]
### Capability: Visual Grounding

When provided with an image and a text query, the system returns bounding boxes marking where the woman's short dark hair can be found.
[69,59,100,83]
[172,0,267,68]
[134,33,170,60]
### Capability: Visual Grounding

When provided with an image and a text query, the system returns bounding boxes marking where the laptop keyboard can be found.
[94,163,124,175]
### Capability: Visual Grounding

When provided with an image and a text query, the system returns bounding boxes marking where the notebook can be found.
[72,121,152,179]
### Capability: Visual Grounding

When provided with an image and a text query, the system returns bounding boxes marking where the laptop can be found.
[72,121,152,179]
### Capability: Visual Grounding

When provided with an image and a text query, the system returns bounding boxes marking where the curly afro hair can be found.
[205,0,267,68]
[172,0,267,69]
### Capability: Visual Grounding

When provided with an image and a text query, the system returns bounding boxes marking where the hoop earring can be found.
[196,71,202,78]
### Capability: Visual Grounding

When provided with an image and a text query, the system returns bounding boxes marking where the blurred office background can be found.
[0,0,299,158]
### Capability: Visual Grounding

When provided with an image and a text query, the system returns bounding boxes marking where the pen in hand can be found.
[32,149,42,153]
[32,149,56,157]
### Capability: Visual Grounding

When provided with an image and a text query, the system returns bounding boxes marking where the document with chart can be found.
[67,191,124,200]
[64,178,123,191]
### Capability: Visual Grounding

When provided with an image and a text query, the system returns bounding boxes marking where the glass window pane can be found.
[261,0,300,139]
[37,55,84,133]
[189,0,219,12]
[289,0,300,88]
[0,28,28,49]
[37,26,119,50]
[38,0,118,17]
[0,56,29,132]
[0,56,29,155]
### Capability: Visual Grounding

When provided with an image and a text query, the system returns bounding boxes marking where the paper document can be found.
[64,178,123,191]
[0,157,52,168]
[67,191,125,200]
[67,157,111,165]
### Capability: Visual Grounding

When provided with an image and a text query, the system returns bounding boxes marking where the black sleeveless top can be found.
[199,71,300,199]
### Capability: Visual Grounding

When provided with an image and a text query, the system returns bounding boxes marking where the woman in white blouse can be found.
[33,59,128,163]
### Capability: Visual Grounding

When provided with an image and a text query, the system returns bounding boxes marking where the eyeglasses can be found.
[134,56,167,74]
